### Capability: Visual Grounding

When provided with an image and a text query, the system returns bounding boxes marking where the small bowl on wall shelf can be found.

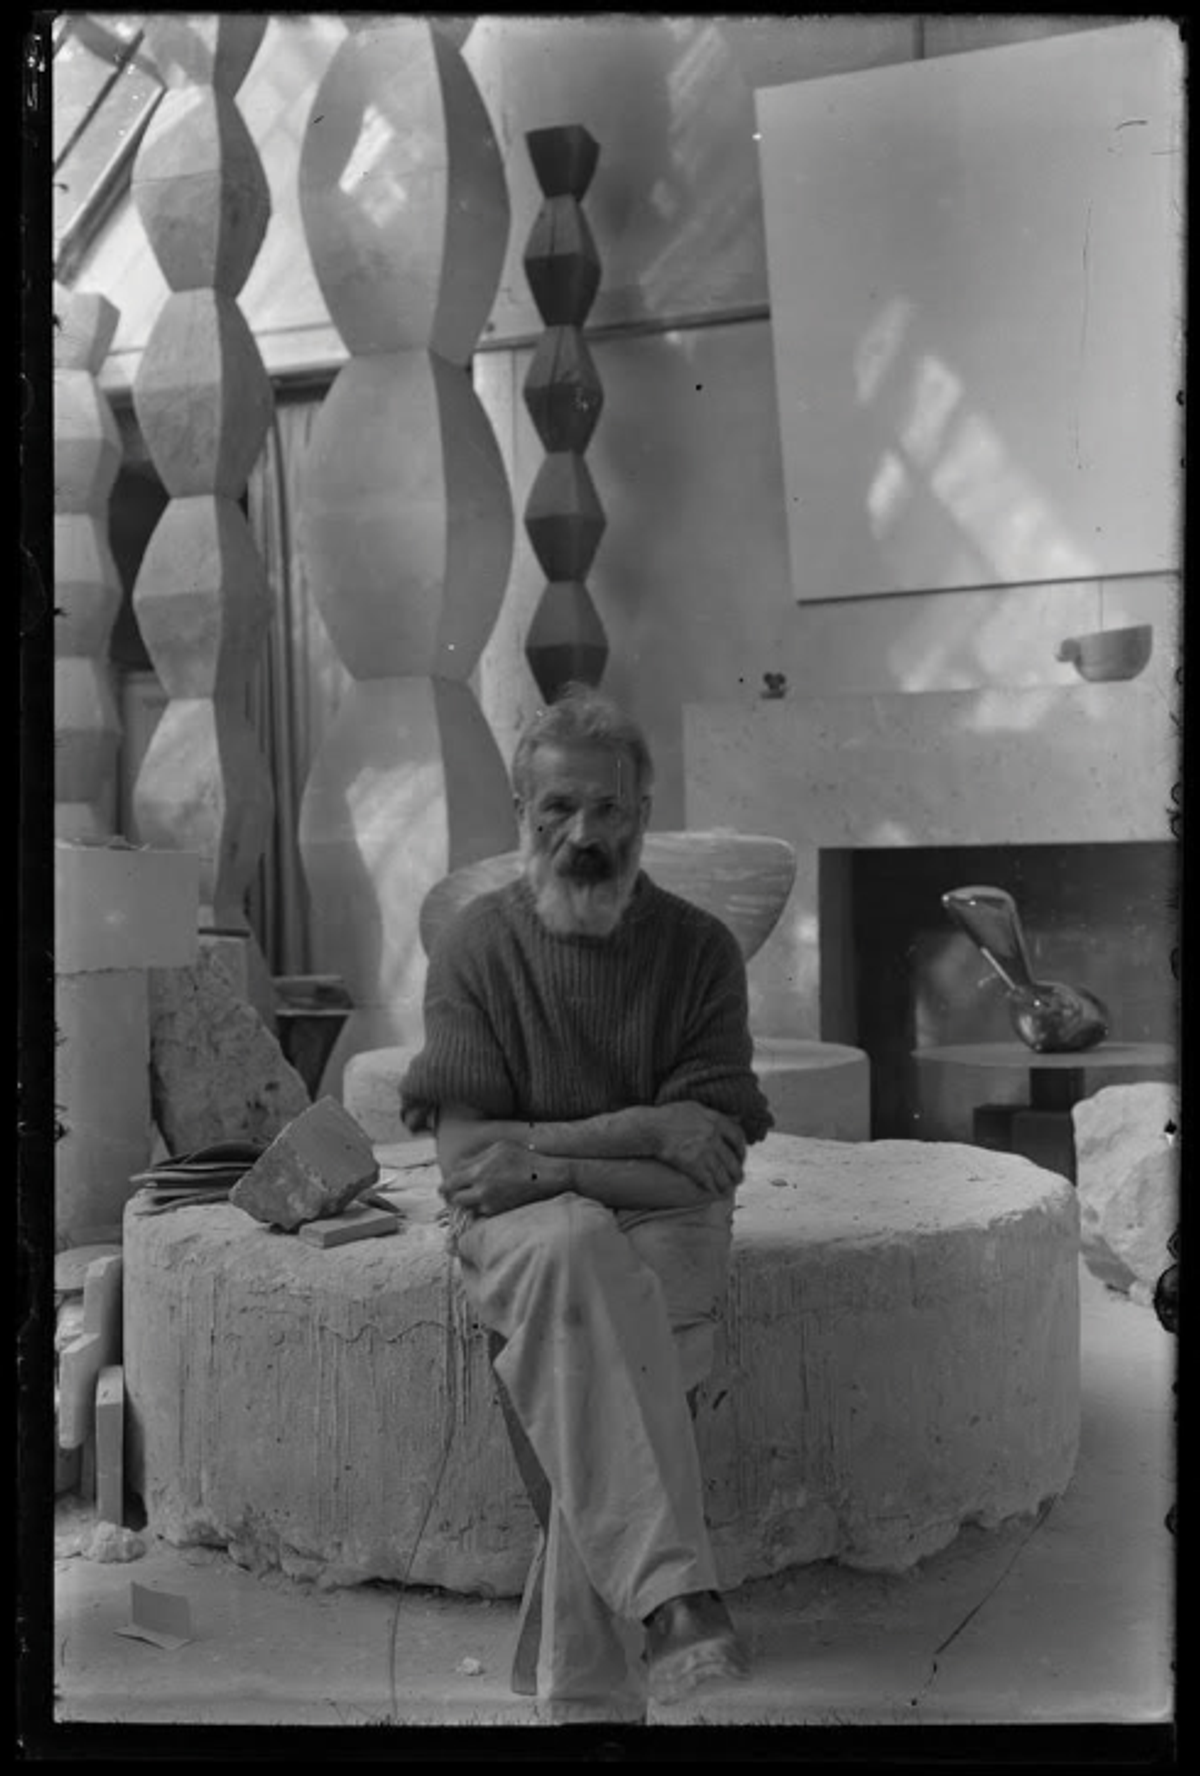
[419,831,797,962]
[1056,624,1153,683]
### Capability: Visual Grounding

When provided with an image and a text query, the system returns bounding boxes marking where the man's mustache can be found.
[557,844,616,882]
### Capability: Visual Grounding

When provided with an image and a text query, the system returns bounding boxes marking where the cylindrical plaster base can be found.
[752,1038,869,1141]
[123,1133,1080,1595]
[341,1044,421,1142]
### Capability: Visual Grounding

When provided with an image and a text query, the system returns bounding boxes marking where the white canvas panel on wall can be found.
[756,22,1183,602]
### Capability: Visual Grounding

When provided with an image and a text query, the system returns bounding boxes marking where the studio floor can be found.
[49,1261,1174,1740]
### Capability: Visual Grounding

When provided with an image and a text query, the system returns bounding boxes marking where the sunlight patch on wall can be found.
[853,296,915,407]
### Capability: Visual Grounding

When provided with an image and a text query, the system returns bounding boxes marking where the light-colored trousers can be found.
[455,1191,734,1723]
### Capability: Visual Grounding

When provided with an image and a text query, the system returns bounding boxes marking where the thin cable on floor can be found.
[913,1494,1057,1705]
[386,1257,462,1721]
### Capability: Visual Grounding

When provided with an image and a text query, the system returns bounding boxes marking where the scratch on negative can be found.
[1075,202,1093,469]
[913,1495,1057,1705]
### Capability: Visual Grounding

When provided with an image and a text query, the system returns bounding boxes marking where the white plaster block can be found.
[55,842,199,974]
[55,972,153,1246]
[123,1133,1078,1594]
[1073,1082,1178,1299]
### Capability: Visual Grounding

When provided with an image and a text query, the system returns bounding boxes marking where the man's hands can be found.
[439,1140,560,1220]
[436,1101,746,1223]
[647,1102,746,1195]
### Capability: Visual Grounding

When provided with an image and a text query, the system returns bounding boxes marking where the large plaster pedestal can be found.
[342,1038,870,1145]
[55,842,199,1246]
[124,1132,1078,1594]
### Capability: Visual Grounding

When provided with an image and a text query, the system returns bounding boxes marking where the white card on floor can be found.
[116,1582,193,1649]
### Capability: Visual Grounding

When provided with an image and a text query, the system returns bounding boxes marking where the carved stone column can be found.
[53,285,122,838]
[127,17,275,1006]
[297,19,517,1076]
[521,125,607,699]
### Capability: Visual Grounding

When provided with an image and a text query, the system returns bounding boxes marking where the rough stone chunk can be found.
[1073,1082,1178,1302]
[230,1097,379,1231]
[149,942,308,1153]
[84,1523,146,1564]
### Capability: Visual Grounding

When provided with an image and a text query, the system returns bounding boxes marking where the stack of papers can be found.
[130,1141,266,1212]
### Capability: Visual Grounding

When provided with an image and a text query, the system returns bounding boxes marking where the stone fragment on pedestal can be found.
[229,1097,378,1231]
[148,941,308,1155]
[1073,1082,1178,1302]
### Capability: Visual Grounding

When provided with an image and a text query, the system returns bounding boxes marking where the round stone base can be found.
[123,1134,1080,1595]
[343,1039,871,1145]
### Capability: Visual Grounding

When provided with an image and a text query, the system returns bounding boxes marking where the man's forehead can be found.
[526,743,640,798]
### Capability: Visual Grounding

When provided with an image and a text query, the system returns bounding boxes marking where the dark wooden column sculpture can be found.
[521,125,608,702]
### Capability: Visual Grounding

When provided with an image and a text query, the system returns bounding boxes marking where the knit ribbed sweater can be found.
[399,871,773,1143]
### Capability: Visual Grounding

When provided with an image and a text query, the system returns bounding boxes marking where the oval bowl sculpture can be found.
[942,884,1109,1054]
[420,831,797,962]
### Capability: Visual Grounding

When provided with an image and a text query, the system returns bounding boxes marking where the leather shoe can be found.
[643,1590,749,1705]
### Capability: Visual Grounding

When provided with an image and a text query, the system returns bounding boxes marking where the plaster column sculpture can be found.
[127,16,276,1012]
[53,284,122,838]
[296,18,517,1078]
[521,125,608,700]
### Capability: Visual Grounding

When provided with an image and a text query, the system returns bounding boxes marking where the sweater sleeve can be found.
[398,912,518,1134]
[654,917,774,1143]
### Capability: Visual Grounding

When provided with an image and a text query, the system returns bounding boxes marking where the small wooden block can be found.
[96,1365,124,1527]
[297,1204,400,1248]
[82,1253,123,1357]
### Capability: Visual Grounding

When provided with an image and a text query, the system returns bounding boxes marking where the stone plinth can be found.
[55,843,199,1247]
[124,1132,1079,1594]
[342,1038,869,1146]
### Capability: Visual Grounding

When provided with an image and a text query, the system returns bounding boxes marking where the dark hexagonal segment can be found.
[525,580,608,703]
[523,326,604,454]
[526,124,599,200]
[524,453,606,581]
[523,198,601,328]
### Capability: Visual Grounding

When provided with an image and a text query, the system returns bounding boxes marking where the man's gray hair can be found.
[511,683,655,806]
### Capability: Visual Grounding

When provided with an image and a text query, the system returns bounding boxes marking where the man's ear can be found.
[638,794,653,833]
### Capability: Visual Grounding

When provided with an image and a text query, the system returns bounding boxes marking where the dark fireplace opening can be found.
[820,842,1178,1143]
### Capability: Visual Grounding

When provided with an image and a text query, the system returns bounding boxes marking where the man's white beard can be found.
[525,844,641,938]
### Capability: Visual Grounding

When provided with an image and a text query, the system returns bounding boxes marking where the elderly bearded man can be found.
[399,686,773,1723]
